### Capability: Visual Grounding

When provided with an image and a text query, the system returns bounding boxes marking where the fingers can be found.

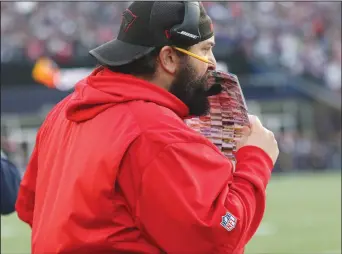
[265,128,278,150]
[248,114,263,132]
[266,128,274,138]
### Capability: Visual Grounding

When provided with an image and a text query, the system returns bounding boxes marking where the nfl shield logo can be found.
[220,212,237,231]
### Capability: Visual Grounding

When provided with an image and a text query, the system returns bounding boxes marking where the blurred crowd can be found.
[1,2,341,91]
[1,2,129,63]
[275,128,341,172]
[204,2,341,91]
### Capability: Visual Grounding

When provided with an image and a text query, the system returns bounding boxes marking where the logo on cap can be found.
[122,9,137,32]
[177,31,199,40]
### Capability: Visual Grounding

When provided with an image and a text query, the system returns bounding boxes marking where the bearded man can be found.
[16,2,278,253]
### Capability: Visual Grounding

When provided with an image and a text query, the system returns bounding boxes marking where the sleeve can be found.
[136,143,273,253]
[1,158,21,215]
[15,130,42,227]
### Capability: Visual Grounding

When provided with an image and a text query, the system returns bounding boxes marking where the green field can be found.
[1,172,341,254]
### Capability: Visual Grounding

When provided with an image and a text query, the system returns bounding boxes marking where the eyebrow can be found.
[205,42,215,47]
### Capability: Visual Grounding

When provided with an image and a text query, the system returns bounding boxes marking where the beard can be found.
[169,60,210,117]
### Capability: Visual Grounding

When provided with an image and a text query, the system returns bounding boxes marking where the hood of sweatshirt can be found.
[65,67,189,122]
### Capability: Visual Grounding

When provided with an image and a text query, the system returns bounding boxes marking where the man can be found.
[16,2,279,253]
[1,150,21,215]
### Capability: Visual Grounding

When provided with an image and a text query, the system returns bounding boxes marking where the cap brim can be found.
[89,39,155,67]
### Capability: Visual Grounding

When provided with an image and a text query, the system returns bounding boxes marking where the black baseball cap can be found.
[89,1,213,67]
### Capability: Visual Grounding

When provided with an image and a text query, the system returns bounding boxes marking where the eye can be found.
[202,47,211,53]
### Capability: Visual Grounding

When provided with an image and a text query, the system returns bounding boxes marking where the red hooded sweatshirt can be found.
[16,67,273,254]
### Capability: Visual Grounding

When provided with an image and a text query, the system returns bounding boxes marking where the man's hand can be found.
[236,115,279,165]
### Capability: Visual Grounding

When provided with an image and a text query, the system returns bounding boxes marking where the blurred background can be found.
[1,1,341,253]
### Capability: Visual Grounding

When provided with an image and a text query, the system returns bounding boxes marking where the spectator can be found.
[1,150,21,215]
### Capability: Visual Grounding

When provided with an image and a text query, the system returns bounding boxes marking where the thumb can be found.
[248,114,263,132]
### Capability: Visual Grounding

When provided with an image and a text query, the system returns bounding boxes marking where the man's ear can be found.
[158,46,179,75]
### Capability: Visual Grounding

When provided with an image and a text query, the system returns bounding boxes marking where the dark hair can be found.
[105,46,189,79]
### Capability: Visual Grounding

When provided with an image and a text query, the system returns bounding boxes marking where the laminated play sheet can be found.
[185,71,250,163]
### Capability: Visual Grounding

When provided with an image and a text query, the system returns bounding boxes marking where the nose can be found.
[208,52,217,70]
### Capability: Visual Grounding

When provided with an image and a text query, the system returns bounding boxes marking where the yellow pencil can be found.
[173,47,213,65]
